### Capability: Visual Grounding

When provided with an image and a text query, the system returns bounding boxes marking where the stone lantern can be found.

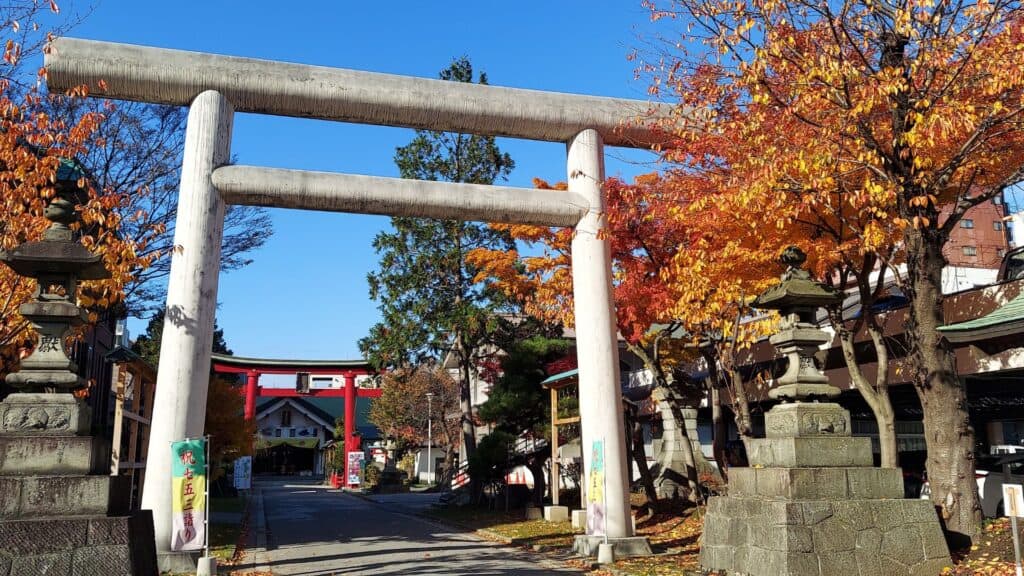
[699,247,950,576]
[749,246,849,439]
[0,168,109,434]
[0,165,156,574]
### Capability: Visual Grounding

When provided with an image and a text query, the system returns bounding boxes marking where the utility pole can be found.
[426,392,434,486]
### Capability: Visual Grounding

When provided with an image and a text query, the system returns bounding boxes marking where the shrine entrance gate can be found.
[45,37,669,562]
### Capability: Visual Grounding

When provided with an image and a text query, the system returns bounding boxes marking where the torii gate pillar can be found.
[244,369,259,421]
[140,90,233,570]
[568,130,643,553]
[344,373,358,487]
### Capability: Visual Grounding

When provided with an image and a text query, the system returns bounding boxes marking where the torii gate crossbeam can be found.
[46,37,670,568]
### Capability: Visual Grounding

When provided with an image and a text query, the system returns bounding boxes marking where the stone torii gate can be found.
[45,37,669,566]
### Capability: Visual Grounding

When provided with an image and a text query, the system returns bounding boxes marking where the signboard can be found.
[233,455,252,491]
[347,451,365,486]
[586,438,607,536]
[1005,484,1024,576]
[371,447,387,467]
[1005,484,1024,518]
[170,438,207,551]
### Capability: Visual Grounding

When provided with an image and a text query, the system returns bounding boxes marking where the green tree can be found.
[360,57,516,462]
[475,333,568,505]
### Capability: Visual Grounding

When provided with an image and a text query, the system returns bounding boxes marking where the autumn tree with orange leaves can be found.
[369,366,462,480]
[640,0,1024,541]
[0,83,159,380]
[468,175,724,500]
[0,1,159,381]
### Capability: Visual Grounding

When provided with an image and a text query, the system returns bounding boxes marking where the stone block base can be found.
[0,474,130,519]
[571,509,586,530]
[526,506,542,520]
[747,436,873,468]
[544,505,569,522]
[729,466,903,500]
[574,535,652,559]
[158,551,200,573]
[765,402,850,438]
[700,495,950,575]
[0,434,97,475]
[0,393,90,435]
[0,511,157,575]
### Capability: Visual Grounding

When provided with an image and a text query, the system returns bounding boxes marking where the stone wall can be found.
[701,497,950,576]
[0,511,157,575]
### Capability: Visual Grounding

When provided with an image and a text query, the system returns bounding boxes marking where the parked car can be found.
[920,453,1024,517]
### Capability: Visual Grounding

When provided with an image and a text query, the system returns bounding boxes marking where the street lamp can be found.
[426,392,435,486]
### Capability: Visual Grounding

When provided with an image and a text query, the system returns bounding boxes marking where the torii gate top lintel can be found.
[45,37,670,149]
[209,352,372,375]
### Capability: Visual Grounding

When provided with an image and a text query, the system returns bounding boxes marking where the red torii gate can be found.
[210,353,380,487]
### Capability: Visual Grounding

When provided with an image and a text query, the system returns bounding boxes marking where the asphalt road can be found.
[260,479,579,575]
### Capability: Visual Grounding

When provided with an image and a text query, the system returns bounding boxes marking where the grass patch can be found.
[423,506,580,547]
[209,522,242,561]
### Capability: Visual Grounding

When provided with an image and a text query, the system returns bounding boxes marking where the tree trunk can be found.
[441,449,456,486]
[627,405,658,503]
[457,333,477,461]
[834,316,899,468]
[526,456,546,507]
[710,386,729,480]
[906,227,982,543]
[726,368,754,455]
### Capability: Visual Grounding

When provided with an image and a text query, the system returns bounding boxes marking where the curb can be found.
[238,487,271,574]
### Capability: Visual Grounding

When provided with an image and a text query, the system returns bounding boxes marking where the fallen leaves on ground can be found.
[944,518,1023,575]
[423,507,580,547]
[586,504,703,575]
[487,519,580,547]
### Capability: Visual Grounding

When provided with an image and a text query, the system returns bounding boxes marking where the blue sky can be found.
[63,1,667,359]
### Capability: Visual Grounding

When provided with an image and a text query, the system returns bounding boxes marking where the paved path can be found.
[257,479,579,575]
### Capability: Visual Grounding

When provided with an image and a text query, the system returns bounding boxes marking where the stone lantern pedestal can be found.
[699,248,950,576]
[0,179,156,574]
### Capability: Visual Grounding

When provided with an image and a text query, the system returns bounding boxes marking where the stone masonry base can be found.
[700,495,951,576]
[0,511,157,576]
[574,534,653,559]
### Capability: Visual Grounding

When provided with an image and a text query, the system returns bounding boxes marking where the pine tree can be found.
[360,57,516,461]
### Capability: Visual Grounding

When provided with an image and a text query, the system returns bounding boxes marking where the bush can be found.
[469,430,515,484]
[398,452,416,481]
[364,464,382,488]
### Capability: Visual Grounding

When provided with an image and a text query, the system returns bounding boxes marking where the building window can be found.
[281,409,292,427]
[961,219,974,229]
[994,221,1004,231]
[962,246,978,256]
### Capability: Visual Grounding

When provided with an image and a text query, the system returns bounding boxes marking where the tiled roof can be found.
[939,292,1024,341]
